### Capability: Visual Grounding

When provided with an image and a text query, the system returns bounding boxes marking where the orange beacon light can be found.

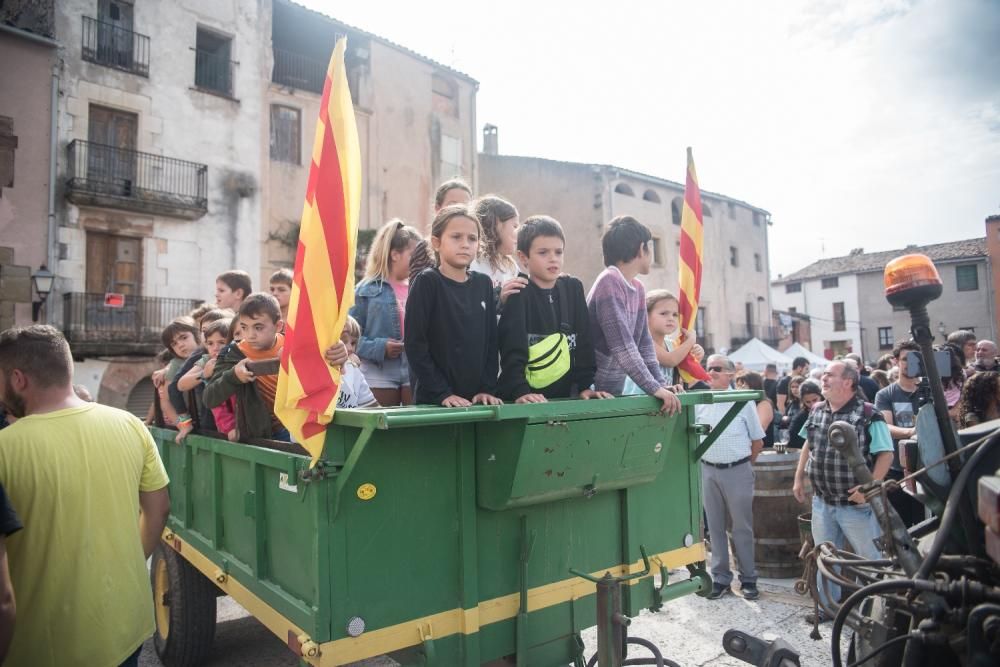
[884,254,943,309]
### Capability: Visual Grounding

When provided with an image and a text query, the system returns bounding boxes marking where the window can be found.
[833,302,846,331]
[729,246,738,267]
[785,282,801,293]
[702,203,712,217]
[0,116,16,188]
[195,27,232,96]
[754,253,762,272]
[642,189,661,203]
[956,264,979,291]
[269,105,301,164]
[431,74,458,116]
[671,197,682,225]
[753,212,761,226]
[878,327,893,349]
[439,134,462,179]
[650,237,663,267]
[788,307,797,315]
[695,306,706,339]
[613,183,634,196]
[821,276,839,289]
[727,201,736,218]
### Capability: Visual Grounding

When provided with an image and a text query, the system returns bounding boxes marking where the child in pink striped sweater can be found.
[587,216,681,414]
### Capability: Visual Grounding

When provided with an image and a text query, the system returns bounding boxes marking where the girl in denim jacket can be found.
[351,219,422,405]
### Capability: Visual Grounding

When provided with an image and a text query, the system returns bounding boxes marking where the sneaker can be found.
[805,610,830,624]
[706,583,732,600]
[741,583,760,600]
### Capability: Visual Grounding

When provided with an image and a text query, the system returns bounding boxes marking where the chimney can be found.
[986,215,1000,332]
[849,247,864,256]
[483,124,498,156]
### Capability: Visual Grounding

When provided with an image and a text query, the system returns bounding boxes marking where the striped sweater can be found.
[586,267,665,395]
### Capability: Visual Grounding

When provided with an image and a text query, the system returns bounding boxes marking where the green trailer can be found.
[148,391,759,666]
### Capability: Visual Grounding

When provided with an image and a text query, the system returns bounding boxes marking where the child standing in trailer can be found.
[409,178,474,282]
[587,216,681,414]
[404,205,502,407]
[154,317,201,426]
[268,268,293,323]
[350,219,421,406]
[176,317,237,441]
[335,316,379,409]
[498,216,612,403]
[622,290,699,394]
[215,270,252,311]
[470,195,528,305]
[203,293,290,441]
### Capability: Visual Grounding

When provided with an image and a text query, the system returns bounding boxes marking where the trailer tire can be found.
[151,543,218,667]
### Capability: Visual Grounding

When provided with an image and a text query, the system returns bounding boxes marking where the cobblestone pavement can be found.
[140,574,849,666]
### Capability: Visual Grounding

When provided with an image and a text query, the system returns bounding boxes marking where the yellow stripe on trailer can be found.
[162,529,705,666]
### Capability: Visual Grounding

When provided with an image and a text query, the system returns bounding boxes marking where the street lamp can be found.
[31,265,54,322]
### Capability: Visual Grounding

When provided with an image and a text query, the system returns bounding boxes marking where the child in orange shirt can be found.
[203,293,288,441]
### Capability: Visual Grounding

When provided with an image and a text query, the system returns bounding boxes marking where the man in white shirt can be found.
[696,354,765,600]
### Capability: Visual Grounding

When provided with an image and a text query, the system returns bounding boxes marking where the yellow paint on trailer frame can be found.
[162,530,705,666]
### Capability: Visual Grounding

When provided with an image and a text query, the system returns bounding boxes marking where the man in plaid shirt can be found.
[792,360,893,622]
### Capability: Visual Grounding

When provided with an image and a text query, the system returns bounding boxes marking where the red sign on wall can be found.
[104,292,125,308]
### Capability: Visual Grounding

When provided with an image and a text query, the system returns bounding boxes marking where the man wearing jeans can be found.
[696,355,765,601]
[793,361,893,623]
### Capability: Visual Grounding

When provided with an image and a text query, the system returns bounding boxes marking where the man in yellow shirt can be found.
[0,325,170,666]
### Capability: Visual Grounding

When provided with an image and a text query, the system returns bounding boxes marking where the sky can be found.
[301,0,1000,278]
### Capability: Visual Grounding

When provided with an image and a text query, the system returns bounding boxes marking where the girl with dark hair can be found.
[787,380,823,449]
[735,370,775,448]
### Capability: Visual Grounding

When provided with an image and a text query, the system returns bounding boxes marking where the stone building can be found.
[479,144,775,355]
[772,238,994,363]
[1,0,478,410]
[262,0,478,283]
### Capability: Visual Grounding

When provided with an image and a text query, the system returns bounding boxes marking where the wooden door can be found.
[86,232,142,295]
[88,105,137,195]
[98,0,134,68]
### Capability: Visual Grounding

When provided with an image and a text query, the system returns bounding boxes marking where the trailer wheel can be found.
[151,543,218,667]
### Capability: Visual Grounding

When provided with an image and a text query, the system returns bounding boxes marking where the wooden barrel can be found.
[752,449,810,578]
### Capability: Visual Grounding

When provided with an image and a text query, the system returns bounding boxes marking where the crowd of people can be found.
[1,175,998,663]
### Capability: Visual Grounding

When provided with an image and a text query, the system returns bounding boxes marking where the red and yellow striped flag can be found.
[275,38,361,465]
[677,148,711,384]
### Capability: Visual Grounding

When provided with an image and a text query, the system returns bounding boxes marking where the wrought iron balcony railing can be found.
[272,48,327,94]
[195,48,234,96]
[65,140,208,218]
[81,16,150,77]
[63,292,200,354]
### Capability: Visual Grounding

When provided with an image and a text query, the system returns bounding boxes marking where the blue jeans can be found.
[811,495,882,608]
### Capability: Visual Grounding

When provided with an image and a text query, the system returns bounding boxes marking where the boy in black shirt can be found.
[498,216,612,402]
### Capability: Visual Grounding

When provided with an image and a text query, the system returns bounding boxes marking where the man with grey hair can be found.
[696,354,766,600]
[971,340,998,372]
[844,353,879,401]
[793,360,894,622]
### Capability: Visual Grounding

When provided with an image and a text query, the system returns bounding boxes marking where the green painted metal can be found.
[151,390,758,666]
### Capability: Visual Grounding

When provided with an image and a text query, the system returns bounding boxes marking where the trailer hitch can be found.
[570,546,680,667]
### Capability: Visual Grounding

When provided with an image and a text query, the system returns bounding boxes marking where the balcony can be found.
[63,293,200,356]
[65,140,208,219]
[730,322,784,348]
[272,48,326,94]
[81,16,150,77]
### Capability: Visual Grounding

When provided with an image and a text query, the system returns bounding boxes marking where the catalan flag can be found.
[676,148,711,384]
[275,38,361,465]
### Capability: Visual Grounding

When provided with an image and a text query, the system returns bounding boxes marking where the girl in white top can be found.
[623,289,700,394]
[469,195,527,305]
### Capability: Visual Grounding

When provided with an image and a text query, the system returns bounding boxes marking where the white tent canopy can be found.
[782,342,830,370]
[727,338,794,373]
